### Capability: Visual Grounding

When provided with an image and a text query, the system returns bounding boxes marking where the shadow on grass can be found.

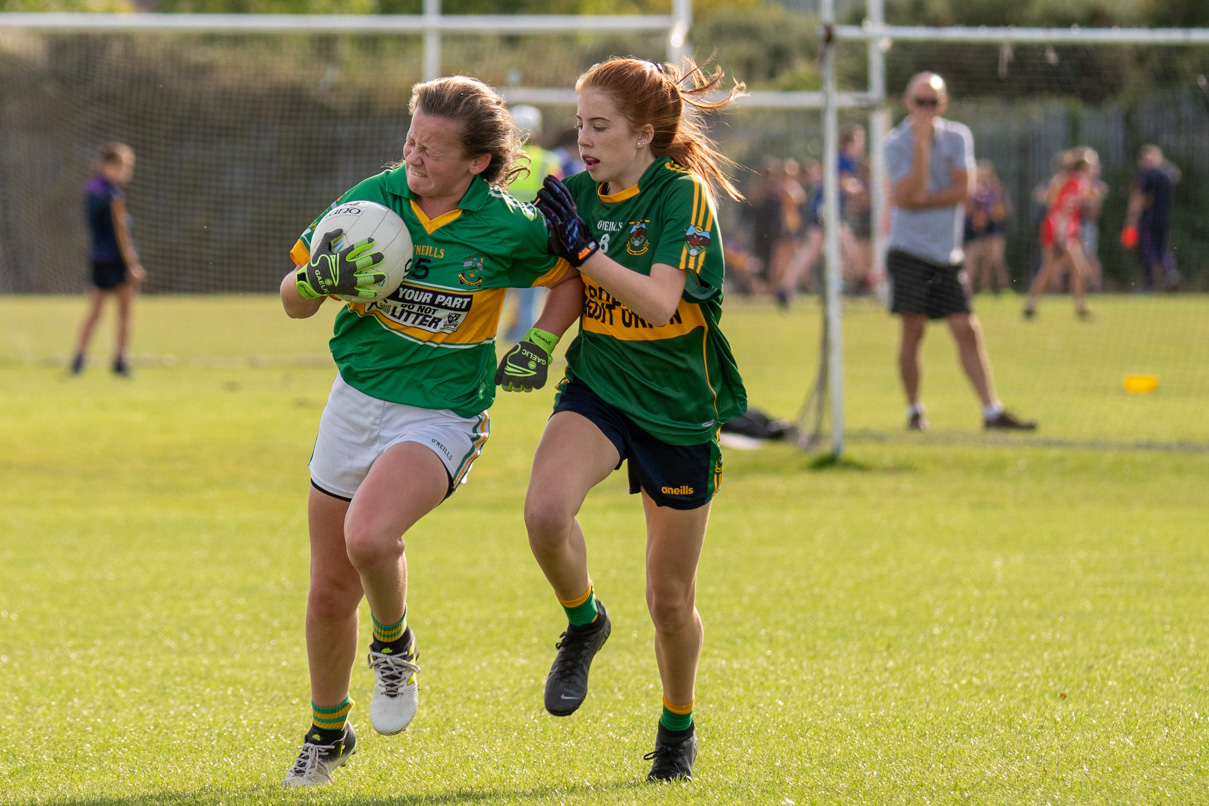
[728,441,917,474]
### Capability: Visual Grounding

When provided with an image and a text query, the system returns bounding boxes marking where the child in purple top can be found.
[72,142,145,376]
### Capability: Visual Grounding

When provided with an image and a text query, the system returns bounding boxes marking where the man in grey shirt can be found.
[884,72,1036,432]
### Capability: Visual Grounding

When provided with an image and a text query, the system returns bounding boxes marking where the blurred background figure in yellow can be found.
[504,104,565,342]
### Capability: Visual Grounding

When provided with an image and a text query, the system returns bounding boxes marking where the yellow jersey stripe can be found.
[411,199,463,233]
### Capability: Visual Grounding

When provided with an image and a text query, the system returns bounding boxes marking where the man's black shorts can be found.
[887,249,971,320]
[552,378,722,510]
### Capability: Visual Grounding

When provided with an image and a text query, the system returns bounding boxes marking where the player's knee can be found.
[646,585,696,632]
[524,494,574,548]
[307,576,361,623]
[343,525,405,573]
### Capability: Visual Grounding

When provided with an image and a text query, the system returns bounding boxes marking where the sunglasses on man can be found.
[912,97,940,107]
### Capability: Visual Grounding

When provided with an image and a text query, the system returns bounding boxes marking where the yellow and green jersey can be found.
[561,157,746,445]
[292,167,572,417]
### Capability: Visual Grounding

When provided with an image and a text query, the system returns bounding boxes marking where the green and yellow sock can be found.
[660,696,694,732]
[309,696,354,743]
[558,584,599,627]
[372,608,411,654]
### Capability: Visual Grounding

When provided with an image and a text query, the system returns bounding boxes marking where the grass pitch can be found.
[0,293,1205,804]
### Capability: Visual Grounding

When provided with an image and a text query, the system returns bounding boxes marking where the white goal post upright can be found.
[817,15,1209,458]
[820,0,846,458]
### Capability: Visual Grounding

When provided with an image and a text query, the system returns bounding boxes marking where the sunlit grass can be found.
[0,294,1205,804]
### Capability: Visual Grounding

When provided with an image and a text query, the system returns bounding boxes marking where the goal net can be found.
[0,19,671,295]
[776,24,1209,450]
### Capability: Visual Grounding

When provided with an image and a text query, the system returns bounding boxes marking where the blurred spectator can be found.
[72,141,145,376]
[503,104,564,342]
[776,128,874,310]
[771,158,809,293]
[1122,144,1180,292]
[884,71,1035,432]
[550,122,585,178]
[1079,151,1108,292]
[1022,147,1098,319]
[962,159,1012,295]
[745,157,807,299]
[838,124,874,295]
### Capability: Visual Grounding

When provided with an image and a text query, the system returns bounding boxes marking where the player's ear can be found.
[468,153,492,176]
[636,123,655,148]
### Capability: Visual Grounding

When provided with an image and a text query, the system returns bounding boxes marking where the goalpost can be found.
[0,3,1206,451]
[803,1,1209,456]
[0,2,688,296]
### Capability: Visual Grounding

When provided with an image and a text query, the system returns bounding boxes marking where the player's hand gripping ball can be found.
[297,200,413,302]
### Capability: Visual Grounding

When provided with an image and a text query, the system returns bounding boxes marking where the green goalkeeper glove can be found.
[295,228,385,301]
[495,327,559,392]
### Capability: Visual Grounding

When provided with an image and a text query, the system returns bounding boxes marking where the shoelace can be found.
[643,746,672,768]
[369,652,421,696]
[551,626,599,680]
[643,742,689,776]
[289,741,331,778]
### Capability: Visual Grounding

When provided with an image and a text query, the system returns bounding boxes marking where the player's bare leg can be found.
[71,288,107,373]
[113,282,137,374]
[526,411,619,716]
[526,411,619,599]
[347,441,447,735]
[306,489,364,712]
[642,493,709,781]
[1064,240,1092,317]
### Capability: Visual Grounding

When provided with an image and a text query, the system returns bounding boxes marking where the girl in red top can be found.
[1023,147,1099,319]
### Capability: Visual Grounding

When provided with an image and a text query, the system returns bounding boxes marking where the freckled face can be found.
[575,87,649,192]
[403,108,488,207]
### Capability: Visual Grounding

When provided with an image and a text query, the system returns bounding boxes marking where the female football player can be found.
[71,142,145,376]
[278,75,583,787]
[522,57,747,782]
[1023,147,1100,320]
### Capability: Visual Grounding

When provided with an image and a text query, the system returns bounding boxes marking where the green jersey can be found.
[292,167,572,416]
[561,157,746,445]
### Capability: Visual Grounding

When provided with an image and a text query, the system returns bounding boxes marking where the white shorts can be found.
[309,374,490,500]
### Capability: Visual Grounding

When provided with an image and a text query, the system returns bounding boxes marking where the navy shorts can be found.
[887,249,971,320]
[90,259,128,290]
[552,378,723,510]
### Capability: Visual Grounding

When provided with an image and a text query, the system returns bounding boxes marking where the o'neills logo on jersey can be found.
[626,220,650,256]
[366,284,473,334]
[684,225,711,257]
[661,485,694,495]
[584,284,683,330]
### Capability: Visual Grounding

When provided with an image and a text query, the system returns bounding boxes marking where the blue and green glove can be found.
[535,175,599,267]
[295,228,385,301]
[495,327,559,392]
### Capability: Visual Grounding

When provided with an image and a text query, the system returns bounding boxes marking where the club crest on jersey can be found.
[626,220,650,256]
[684,225,711,257]
[458,256,484,287]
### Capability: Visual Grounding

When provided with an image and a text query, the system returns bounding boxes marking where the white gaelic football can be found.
[310,200,413,302]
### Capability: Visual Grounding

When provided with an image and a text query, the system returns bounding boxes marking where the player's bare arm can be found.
[531,273,586,338]
[280,268,326,319]
[578,254,687,327]
[111,197,145,283]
